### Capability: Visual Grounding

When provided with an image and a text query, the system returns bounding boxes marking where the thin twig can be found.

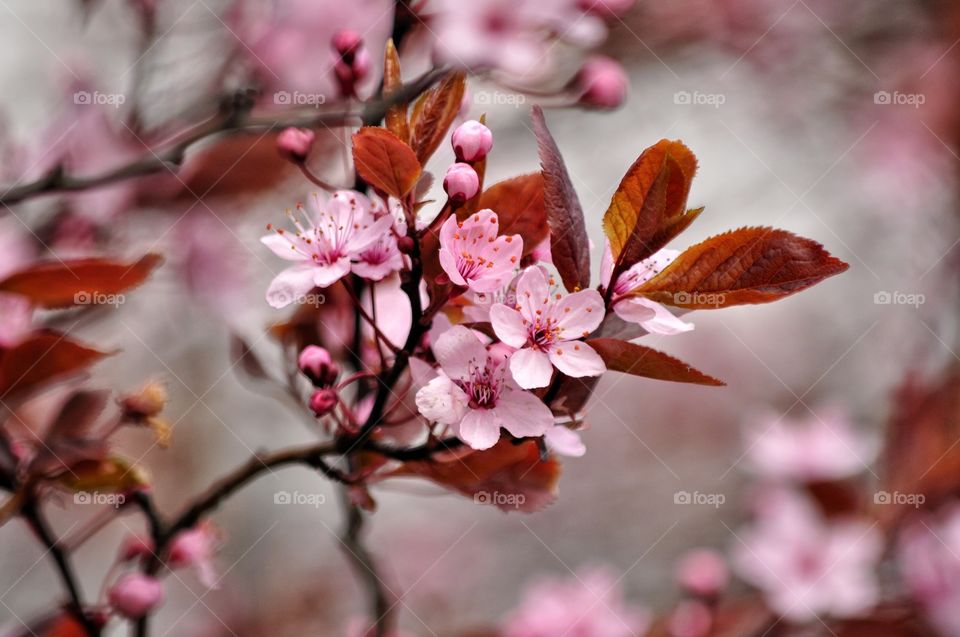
[338,488,394,636]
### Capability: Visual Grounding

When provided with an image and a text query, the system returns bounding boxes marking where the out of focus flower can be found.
[898,504,960,636]
[118,534,155,563]
[298,345,339,386]
[168,522,220,589]
[442,162,480,204]
[353,198,405,281]
[332,29,372,97]
[600,243,693,335]
[544,424,586,457]
[276,127,315,162]
[491,267,606,389]
[261,191,394,307]
[743,407,877,482]
[415,326,553,450]
[309,388,338,417]
[502,565,650,637]
[675,548,729,598]
[576,56,629,109]
[438,209,522,293]
[733,490,881,621]
[451,120,493,163]
[108,573,164,619]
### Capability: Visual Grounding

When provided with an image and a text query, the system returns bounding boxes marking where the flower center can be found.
[456,360,504,409]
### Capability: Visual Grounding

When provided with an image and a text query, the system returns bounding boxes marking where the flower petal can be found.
[312,258,352,288]
[515,267,549,322]
[415,375,468,425]
[493,388,554,439]
[457,408,502,450]
[260,234,309,261]
[554,288,605,340]
[509,347,554,389]
[438,248,467,287]
[547,342,605,378]
[545,426,586,457]
[265,264,318,308]
[490,304,528,348]
[629,297,694,335]
[432,325,488,380]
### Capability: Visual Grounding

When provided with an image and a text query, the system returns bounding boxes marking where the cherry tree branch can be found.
[339,490,395,635]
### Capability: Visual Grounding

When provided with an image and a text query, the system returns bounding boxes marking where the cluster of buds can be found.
[332,29,371,98]
[443,120,493,205]
[298,345,340,417]
[120,380,172,447]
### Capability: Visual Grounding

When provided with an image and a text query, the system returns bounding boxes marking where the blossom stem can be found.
[338,490,395,636]
[341,279,401,355]
[296,162,339,192]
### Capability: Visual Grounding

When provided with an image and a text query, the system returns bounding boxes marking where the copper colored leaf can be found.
[473,173,548,257]
[0,331,111,400]
[382,39,409,142]
[633,227,849,308]
[352,127,422,198]
[0,253,162,309]
[409,71,466,165]
[589,338,724,386]
[531,106,590,292]
[603,139,699,272]
[393,439,561,512]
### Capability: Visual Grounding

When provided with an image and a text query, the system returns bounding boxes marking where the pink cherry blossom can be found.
[168,522,220,589]
[108,573,165,619]
[743,407,877,482]
[490,267,606,389]
[262,190,395,307]
[438,209,522,294]
[732,490,881,621]
[897,504,960,636]
[502,566,650,637]
[600,242,694,335]
[415,326,553,450]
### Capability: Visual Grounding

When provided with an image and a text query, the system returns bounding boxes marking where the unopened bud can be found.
[298,345,339,386]
[309,388,338,417]
[442,163,480,205]
[397,236,415,254]
[108,573,164,619]
[576,56,628,109]
[451,120,493,163]
[276,127,315,163]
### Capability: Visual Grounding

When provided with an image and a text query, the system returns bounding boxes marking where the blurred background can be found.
[0,0,957,634]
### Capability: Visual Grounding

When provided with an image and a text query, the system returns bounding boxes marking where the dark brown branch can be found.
[339,490,395,636]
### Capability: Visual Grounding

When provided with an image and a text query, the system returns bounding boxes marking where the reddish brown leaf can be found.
[0,331,111,400]
[392,439,561,512]
[531,106,590,292]
[382,39,409,142]
[603,139,699,275]
[589,338,725,386]
[633,227,849,308]
[409,71,466,165]
[0,254,162,309]
[473,173,548,257]
[352,127,422,199]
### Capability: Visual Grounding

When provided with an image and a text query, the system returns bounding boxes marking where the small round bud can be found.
[276,127,315,163]
[108,573,164,619]
[442,163,480,205]
[332,29,363,60]
[451,120,493,163]
[397,236,415,254]
[309,388,338,417]
[675,549,729,598]
[298,345,339,387]
[576,56,628,109]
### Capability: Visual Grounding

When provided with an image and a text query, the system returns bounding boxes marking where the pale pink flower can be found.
[600,242,694,335]
[744,407,877,482]
[733,490,881,622]
[262,191,395,307]
[438,209,522,293]
[168,522,220,589]
[415,326,553,450]
[898,504,960,636]
[490,267,605,389]
[576,55,629,109]
[502,566,650,637]
[108,573,165,619]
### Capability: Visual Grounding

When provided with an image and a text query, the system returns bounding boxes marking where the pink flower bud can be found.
[298,345,339,386]
[108,573,164,619]
[277,127,315,162]
[332,29,363,59]
[578,0,635,17]
[443,163,480,205]
[451,120,493,163]
[576,56,628,109]
[310,388,338,417]
[675,549,729,597]
[118,534,155,562]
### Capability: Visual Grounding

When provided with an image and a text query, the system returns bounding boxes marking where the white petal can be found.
[457,409,502,450]
[545,426,586,457]
[493,388,554,439]
[432,325,488,380]
[509,348,554,389]
[515,267,549,322]
[260,234,309,261]
[415,375,468,425]
[490,304,528,348]
[438,248,467,286]
[265,264,317,308]
[632,297,694,335]
[554,288,605,340]
[312,258,352,288]
[612,297,656,324]
[547,342,605,378]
